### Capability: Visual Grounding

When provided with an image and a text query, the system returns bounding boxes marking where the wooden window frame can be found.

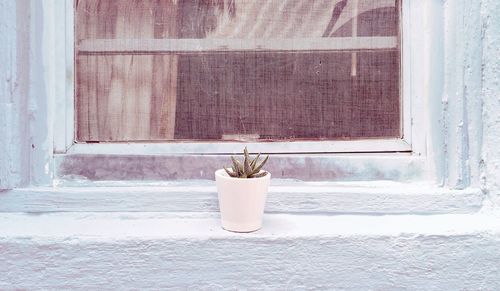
[50,0,431,182]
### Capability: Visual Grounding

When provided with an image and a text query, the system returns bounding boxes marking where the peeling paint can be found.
[0,0,30,189]
[480,0,500,207]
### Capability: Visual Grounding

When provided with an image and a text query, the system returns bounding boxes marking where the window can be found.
[48,0,426,182]
[0,0,483,214]
[1,0,479,215]
[74,0,403,144]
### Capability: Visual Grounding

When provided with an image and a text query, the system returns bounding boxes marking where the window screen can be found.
[75,0,401,142]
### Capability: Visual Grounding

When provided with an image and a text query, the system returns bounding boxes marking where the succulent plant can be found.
[224,147,269,178]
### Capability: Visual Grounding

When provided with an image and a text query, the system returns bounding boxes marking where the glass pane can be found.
[75,0,401,142]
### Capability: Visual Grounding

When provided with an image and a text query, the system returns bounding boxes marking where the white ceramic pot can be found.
[215,169,271,232]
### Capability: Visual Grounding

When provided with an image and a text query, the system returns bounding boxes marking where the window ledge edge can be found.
[0,181,484,215]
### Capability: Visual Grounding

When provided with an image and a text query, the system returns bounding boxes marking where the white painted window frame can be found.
[49,0,433,183]
[54,0,422,154]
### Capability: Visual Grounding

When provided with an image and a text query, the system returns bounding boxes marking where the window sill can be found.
[0,180,483,214]
[0,212,498,240]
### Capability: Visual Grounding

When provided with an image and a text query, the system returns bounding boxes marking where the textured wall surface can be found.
[0,0,30,188]
[0,0,52,189]
[3,234,500,290]
[481,0,500,207]
[1,212,500,290]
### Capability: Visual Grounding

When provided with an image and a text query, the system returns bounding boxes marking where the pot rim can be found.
[215,168,271,181]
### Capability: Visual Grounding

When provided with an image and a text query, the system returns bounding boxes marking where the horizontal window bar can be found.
[78,36,398,54]
[67,138,411,155]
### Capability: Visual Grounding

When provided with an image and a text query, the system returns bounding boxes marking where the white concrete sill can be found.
[2,212,500,290]
[1,212,499,241]
[0,180,484,214]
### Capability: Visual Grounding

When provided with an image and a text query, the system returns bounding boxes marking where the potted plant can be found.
[215,147,270,232]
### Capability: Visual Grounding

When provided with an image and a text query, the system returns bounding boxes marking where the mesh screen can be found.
[75,0,401,142]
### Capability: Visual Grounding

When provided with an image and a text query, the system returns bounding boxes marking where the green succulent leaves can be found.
[223,147,269,178]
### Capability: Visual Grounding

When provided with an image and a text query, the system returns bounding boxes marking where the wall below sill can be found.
[1,212,500,289]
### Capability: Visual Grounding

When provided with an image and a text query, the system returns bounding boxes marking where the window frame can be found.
[0,0,482,217]
[50,0,430,183]
[0,0,482,215]
[57,0,421,154]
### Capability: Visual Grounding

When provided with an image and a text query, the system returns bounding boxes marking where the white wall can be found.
[0,0,499,289]
[0,0,30,188]
[481,0,500,207]
[2,217,500,290]
[0,0,53,189]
